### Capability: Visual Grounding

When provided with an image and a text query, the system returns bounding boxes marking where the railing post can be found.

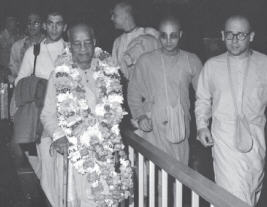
[175,179,182,207]
[149,161,155,207]
[138,153,144,207]
[192,191,199,207]
[162,170,168,207]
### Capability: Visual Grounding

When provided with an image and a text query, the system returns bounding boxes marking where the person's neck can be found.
[161,47,180,56]
[124,22,137,33]
[228,49,252,60]
[45,37,61,44]
[78,62,91,70]
[29,33,43,43]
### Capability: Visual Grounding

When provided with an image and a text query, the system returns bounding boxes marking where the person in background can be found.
[111,1,159,79]
[9,12,44,83]
[195,14,267,206]
[0,15,23,71]
[14,10,67,207]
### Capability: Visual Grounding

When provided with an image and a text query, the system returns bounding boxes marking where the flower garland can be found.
[54,46,133,206]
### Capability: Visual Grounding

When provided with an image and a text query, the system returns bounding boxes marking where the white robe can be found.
[41,67,98,207]
[15,38,66,207]
[195,51,267,206]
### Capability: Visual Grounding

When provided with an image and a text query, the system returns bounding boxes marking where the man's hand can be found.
[138,115,153,132]
[197,128,214,147]
[50,136,69,155]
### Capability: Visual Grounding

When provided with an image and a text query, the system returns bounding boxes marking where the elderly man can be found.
[41,22,132,207]
[195,15,267,206]
[14,10,67,206]
[9,12,44,81]
[41,23,96,207]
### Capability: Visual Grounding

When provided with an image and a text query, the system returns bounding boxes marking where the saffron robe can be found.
[128,49,202,163]
[195,51,267,206]
[41,67,98,207]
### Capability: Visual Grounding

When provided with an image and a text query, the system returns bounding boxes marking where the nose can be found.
[80,42,86,51]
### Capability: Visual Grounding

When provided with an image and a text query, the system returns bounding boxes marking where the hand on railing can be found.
[137,114,153,132]
[197,127,214,147]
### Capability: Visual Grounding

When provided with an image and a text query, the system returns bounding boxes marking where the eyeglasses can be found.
[224,31,250,41]
[27,21,41,27]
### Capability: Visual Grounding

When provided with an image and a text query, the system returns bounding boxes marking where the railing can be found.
[122,129,251,207]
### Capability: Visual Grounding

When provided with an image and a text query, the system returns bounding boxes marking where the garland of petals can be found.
[54,46,133,206]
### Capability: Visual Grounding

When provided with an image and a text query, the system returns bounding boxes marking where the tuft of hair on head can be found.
[114,0,136,19]
[45,7,65,22]
[159,13,183,31]
[67,22,95,41]
[223,13,254,32]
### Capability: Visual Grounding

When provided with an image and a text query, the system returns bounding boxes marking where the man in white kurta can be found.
[195,15,266,206]
[15,12,67,207]
[41,23,100,207]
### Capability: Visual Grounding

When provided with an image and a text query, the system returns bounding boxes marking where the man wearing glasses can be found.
[9,12,44,82]
[195,14,267,206]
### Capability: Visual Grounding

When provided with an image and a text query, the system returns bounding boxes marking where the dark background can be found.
[1,0,267,59]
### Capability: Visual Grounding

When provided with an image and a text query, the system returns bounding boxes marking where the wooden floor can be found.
[0,121,49,207]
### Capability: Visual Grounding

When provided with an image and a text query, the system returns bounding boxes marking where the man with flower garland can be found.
[41,23,133,207]
[15,10,67,207]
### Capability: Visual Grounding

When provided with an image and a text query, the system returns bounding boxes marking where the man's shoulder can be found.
[205,53,227,65]
[180,49,201,61]
[252,50,267,63]
[12,37,27,48]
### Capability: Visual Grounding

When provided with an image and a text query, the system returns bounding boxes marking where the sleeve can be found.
[40,72,65,141]
[112,38,120,66]
[14,47,33,86]
[127,56,149,120]
[188,53,203,91]
[9,41,21,78]
[195,61,212,130]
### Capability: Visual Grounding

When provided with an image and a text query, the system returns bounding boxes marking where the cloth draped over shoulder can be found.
[195,51,267,206]
[13,75,47,143]
[128,49,202,164]
[112,27,159,79]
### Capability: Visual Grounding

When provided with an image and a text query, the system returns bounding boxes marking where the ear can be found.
[63,24,68,32]
[221,31,225,41]
[249,31,255,42]
[179,31,183,39]
[42,22,46,31]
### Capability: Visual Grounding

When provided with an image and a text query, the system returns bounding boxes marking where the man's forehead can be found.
[70,26,94,39]
[160,22,181,33]
[28,14,41,21]
[225,17,250,32]
[47,15,64,22]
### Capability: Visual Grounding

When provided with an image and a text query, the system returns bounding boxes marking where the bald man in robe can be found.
[195,15,267,206]
[128,16,202,164]
[41,23,98,207]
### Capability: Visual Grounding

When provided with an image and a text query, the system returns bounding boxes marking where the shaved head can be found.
[224,15,252,32]
[68,23,96,70]
[159,15,182,31]
[68,23,95,41]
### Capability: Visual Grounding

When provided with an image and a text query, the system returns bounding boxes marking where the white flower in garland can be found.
[54,46,133,207]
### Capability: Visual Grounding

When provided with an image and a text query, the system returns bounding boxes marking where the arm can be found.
[40,72,65,141]
[14,47,33,86]
[9,41,21,79]
[188,53,203,91]
[195,62,213,146]
[127,57,152,132]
